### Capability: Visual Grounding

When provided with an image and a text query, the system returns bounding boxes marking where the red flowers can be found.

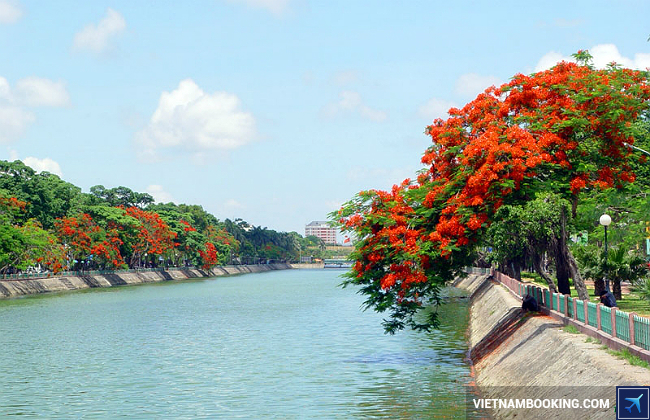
[0,197,27,212]
[336,54,650,332]
[55,214,124,269]
[180,220,196,232]
[124,207,177,257]
[198,242,219,270]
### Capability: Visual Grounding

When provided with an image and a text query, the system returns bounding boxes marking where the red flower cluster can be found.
[0,196,27,212]
[180,220,196,232]
[337,56,650,327]
[54,213,124,269]
[124,207,177,257]
[198,242,219,270]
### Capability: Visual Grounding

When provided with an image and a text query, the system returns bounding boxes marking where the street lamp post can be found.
[599,213,612,292]
[623,142,650,157]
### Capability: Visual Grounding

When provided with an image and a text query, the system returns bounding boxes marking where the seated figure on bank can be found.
[599,289,617,308]
[522,294,539,312]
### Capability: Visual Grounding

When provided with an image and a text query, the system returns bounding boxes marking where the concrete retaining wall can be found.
[0,264,292,298]
[289,263,325,269]
[460,273,649,419]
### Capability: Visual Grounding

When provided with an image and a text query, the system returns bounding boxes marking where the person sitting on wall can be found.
[599,289,617,308]
[522,294,539,312]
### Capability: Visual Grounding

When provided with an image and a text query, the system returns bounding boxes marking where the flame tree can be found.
[54,213,125,270]
[335,52,650,333]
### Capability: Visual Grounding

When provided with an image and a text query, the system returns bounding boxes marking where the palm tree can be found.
[577,245,646,299]
[606,247,646,300]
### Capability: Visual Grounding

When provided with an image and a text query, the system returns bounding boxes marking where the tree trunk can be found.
[566,247,589,301]
[501,259,522,281]
[502,262,515,280]
[593,278,606,298]
[532,253,558,293]
[612,279,622,300]
[553,205,571,296]
[555,248,571,295]
[571,196,578,219]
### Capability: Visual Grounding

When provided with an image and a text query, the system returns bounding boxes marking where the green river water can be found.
[0,269,474,418]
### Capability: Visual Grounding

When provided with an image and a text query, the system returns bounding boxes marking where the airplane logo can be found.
[617,386,650,420]
[626,395,644,414]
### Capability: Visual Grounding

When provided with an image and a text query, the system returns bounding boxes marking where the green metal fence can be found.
[587,302,598,328]
[615,310,630,343]
[485,269,650,356]
[634,315,650,351]
[575,299,585,323]
[600,306,613,335]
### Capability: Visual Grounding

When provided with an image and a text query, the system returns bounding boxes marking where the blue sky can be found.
[1,0,649,234]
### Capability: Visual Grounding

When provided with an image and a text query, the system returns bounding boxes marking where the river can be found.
[0,269,474,418]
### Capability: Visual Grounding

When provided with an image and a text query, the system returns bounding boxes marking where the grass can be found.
[562,324,580,334]
[585,337,602,345]
[605,348,650,370]
[616,292,650,316]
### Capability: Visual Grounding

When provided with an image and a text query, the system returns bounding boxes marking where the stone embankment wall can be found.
[289,263,325,269]
[457,273,649,420]
[0,264,291,298]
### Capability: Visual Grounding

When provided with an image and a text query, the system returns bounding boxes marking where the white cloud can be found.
[22,156,63,177]
[73,8,126,53]
[227,0,290,16]
[135,79,257,160]
[0,0,22,24]
[534,44,650,72]
[534,51,566,73]
[15,77,69,107]
[331,70,358,86]
[589,44,650,70]
[146,184,174,203]
[322,90,387,122]
[418,97,457,120]
[0,77,10,100]
[454,73,502,98]
[0,105,34,143]
[0,76,70,143]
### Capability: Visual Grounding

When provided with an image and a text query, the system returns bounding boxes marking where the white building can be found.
[305,221,337,245]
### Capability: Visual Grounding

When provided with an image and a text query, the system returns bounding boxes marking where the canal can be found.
[0,269,473,418]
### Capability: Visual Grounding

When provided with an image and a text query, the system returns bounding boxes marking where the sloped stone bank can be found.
[458,273,649,420]
[0,264,291,298]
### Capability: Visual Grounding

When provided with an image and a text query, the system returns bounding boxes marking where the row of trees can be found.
[335,51,650,333]
[0,160,310,274]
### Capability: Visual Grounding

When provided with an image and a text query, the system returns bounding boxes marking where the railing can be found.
[484,269,650,353]
[634,315,650,351]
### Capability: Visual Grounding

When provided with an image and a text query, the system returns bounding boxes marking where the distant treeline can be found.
[0,159,320,274]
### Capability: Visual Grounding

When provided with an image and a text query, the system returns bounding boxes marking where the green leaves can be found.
[333,52,650,333]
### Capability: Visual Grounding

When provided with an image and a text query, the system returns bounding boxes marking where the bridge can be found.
[323,259,352,269]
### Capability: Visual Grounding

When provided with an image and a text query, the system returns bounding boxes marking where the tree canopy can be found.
[0,161,305,274]
[335,52,650,333]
